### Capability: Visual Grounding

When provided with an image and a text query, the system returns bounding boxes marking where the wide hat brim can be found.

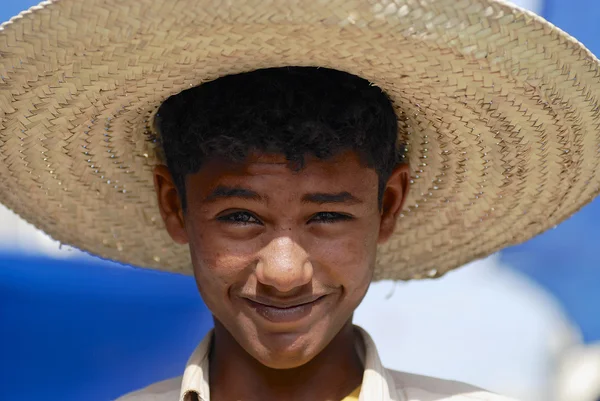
[1,0,599,280]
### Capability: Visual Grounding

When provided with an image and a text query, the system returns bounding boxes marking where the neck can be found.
[209,321,364,401]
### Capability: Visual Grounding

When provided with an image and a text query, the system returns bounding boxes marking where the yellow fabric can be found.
[341,385,361,401]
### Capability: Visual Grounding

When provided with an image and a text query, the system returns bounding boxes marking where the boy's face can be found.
[154,150,408,369]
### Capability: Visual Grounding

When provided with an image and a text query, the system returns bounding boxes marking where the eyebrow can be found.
[203,186,361,205]
[203,186,266,203]
[302,191,362,205]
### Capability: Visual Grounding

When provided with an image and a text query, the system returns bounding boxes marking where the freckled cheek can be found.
[189,230,259,280]
[191,244,253,316]
[310,234,375,281]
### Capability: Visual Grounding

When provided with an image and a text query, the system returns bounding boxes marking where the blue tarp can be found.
[0,253,211,400]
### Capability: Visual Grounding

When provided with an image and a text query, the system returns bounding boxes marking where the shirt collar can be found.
[179,325,402,401]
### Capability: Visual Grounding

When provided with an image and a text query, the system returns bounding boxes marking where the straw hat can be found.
[1,0,599,281]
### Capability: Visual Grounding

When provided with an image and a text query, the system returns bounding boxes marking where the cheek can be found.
[189,219,257,268]
[187,223,257,304]
[310,223,379,285]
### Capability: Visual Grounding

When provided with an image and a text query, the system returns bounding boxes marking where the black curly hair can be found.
[154,66,402,210]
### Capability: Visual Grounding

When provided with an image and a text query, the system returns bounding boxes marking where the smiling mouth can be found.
[243,295,326,324]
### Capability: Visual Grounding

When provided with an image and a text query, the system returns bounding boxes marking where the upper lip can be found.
[243,294,326,309]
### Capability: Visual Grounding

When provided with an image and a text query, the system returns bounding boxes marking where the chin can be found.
[255,347,318,370]
[249,330,323,370]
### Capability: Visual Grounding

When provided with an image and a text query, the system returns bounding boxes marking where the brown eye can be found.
[309,212,353,224]
[218,211,262,225]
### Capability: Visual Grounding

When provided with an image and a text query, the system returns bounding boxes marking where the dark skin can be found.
[154,150,410,401]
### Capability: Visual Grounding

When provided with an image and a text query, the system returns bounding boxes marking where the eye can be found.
[309,212,353,224]
[217,211,262,225]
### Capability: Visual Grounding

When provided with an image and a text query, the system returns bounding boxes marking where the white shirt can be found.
[116,326,519,401]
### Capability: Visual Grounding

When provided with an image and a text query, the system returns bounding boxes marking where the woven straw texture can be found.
[1,0,599,280]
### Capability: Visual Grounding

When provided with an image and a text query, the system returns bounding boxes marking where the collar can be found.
[179,325,402,401]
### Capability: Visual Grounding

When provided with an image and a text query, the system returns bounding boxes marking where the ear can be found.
[153,165,189,245]
[378,163,410,244]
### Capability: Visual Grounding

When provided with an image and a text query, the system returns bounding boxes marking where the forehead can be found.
[186,150,378,196]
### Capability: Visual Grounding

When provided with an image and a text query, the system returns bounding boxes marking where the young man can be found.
[121,65,522,400]
[1,1,599,400]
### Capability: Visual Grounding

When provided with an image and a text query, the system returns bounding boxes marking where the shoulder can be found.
[114,376,182,401]
[386,368,520,401]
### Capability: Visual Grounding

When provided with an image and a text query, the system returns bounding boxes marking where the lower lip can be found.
[245,297,325,324]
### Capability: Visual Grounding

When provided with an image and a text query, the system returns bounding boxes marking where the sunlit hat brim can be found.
[1,0,599,280]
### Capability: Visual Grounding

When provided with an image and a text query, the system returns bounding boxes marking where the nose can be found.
[255,236,313,293]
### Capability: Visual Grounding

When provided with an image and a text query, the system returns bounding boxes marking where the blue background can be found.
[1,0,600,400]
[0,254,212,400]
[500,0,600,344]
